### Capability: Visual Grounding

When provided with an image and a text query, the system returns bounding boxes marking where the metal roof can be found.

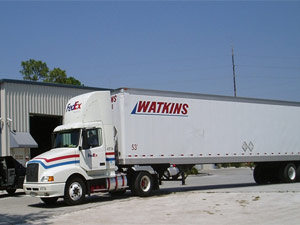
[113,87,300,107]
[0,78,111,91]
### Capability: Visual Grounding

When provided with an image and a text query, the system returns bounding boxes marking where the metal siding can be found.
[4,82,96,132]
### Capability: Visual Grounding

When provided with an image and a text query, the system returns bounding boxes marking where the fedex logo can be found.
[131,101,189,117]
[88,153,98,158]
[66,101,82,112]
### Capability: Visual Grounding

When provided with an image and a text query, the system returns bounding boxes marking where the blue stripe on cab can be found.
[28,160,80,169]
[106,158,115,162]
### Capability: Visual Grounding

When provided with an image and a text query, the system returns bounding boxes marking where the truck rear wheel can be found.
[280,163,297,183]
[131,171,153,197]
[253,164,266,184]
[64,177,86,205]
[296,165,300,182]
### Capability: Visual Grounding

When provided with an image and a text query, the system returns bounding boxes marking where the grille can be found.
[26,163,39,182]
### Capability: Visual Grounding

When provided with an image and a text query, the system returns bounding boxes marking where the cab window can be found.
[86,128,102,148]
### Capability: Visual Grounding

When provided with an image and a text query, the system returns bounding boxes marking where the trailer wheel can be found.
[253,164,266,184]
[296,165,300,182]
[280,163,297,183]
[64,177,86,205]
[6,188,16,195]
[132,172,153,197]
[41,197,58,205]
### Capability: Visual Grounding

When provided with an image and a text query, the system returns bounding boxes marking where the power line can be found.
[232,47,237,97]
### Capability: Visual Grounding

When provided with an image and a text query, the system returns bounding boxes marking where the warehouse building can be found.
[0,79,107,165]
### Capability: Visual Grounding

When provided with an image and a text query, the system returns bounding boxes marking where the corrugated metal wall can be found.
[0,80,107,156]
[3,82,100,132]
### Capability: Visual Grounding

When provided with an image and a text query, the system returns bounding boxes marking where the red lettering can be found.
[173,103,182,114]
[162,102,171,113]
[182,104,189,115]
[170,103,175,114]
[111,95,117,103]
[157,102,164,113]
[74,101,81,110]
[138,101,150,112]
[148,102,156,113]
[134,100,189,116]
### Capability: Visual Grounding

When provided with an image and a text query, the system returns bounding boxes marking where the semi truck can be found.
[24,88,300,205]
[0,156,26,195]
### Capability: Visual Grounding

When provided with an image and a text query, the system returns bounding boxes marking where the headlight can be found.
[41,176,54,182]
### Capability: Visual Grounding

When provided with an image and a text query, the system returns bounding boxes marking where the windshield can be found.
[52,129,80,148]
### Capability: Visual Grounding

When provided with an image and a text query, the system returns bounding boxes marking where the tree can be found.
[20,59,82,85]
[44,68,67,84]
[65,76,82,86]
[20,59,49,81]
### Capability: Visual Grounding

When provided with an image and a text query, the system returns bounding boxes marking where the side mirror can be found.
[51,133,55,149]
[82,129,89,150]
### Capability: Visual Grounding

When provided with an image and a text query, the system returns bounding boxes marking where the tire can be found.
[41,197,58,205]
[296,165,300,182]
[131,172,154,197]
[64,177,86,206]
[280,163,297,183]
[253,164,266,184]
[6,188,16,195]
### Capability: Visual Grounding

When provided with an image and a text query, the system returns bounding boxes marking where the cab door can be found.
[80,127,106,171]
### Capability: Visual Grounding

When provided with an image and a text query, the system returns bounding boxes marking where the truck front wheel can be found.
[64,177,86,205]
[131,171,154,197]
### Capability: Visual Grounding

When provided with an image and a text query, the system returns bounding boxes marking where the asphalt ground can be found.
[1,168,300,225]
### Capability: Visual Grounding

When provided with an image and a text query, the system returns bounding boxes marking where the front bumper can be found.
[23,182,65,198]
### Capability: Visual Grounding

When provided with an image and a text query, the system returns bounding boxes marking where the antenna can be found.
[232,46,237,97]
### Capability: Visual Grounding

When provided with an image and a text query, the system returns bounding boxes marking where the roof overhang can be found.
[10,132,38,148]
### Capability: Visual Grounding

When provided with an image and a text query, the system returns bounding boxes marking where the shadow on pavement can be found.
[0,211,53,225]
[156,182,258,195]
[0,191,25,199]
[28,192,132,208]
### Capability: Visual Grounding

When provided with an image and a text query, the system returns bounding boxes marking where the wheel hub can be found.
[69,182,82,201]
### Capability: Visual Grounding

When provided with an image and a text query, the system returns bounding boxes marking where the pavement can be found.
[2,168,300,225]
[44,168,300,225]
[45,190,300,225]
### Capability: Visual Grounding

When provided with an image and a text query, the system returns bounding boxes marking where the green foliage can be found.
[185,166,199,175]
[20,59,49,81]
[20,59,82,85]
[45,68,67,84]
[65,76,82,86]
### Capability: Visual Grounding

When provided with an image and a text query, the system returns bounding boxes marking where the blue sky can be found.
[0,1,300,101]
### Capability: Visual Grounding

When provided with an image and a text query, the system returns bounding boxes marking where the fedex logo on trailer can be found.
[66,101,82,112]
[131,101,189,117]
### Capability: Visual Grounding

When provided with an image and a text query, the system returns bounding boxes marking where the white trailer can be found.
[24,88,300,205]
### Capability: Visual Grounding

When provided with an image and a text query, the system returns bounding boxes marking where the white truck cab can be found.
[24,91,122,205]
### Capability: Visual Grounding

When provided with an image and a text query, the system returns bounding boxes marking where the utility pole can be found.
[232,47,237,97]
